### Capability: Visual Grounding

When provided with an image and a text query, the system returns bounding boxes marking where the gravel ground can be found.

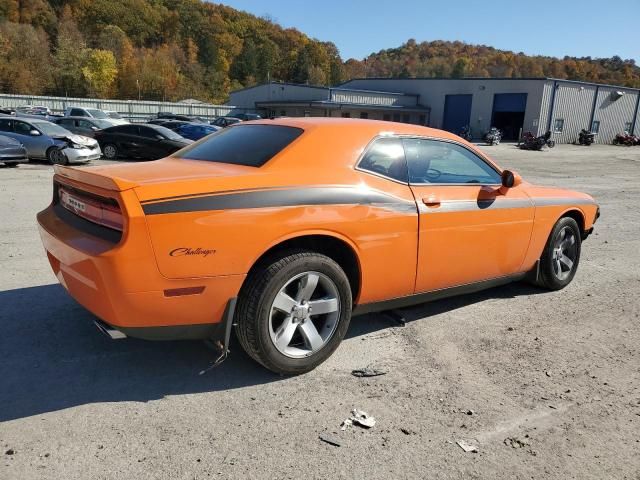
[1,145,639,480]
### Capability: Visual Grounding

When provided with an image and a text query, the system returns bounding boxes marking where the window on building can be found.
[554,119,564,133]
[419,114,426,125]
[393,113,401,122]
[341,112,351,118]
[624,121,633,133]
[591,121,600,134]
[358,137,407,182]
[360,112,368,119]
[383,114,391,121]
[402,138,501,185]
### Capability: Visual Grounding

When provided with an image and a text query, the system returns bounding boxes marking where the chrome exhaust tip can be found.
[93,319,127,340]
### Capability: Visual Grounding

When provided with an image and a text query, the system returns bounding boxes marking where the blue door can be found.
[442,94,473,134]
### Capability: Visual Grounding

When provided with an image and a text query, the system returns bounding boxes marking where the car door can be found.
[116,125,142,157]
[138,126,165,159]
[57,118,77,134]
[404,137,534,293]
[13,120,50,159]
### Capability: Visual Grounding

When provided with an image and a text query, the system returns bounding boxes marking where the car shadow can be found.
[0,281,545,422]
[0,284,280,422]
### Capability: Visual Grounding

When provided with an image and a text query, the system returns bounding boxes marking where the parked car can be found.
[16,105,51,116]
[233,113,262,121]
[0,106,15,115]
[54,117,114,138]
[104,110,129,125]
[36,118,599,375]
[0,116,100,164]
[94,123,193,160]
[175,123,220,140]
[64,107,117,125]
[0,134,28,166]
[211,116,241,128]
[156,112,207,123]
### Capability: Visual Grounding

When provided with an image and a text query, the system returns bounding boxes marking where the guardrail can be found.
[0,93,253,120]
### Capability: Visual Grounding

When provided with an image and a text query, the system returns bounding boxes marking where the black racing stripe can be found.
[139,185,293,204]
[142,187,416,215]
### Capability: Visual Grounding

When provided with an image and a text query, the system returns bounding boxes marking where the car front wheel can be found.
[235,251,352,375]
[535,217,582,290]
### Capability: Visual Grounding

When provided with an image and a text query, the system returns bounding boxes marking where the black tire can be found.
[235,250,352,375]
[102,143,118,160]
[535,217,582,290]
[46,147,67,165]
[547,140,556,148]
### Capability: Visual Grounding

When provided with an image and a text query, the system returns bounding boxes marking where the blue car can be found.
[175,123,220,141]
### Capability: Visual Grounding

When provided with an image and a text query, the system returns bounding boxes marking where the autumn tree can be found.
[82,49,117,97]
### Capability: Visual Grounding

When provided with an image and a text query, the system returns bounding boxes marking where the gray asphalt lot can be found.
[1,144,639,479]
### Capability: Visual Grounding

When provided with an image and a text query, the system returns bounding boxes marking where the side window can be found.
[59,119,73,127]
[71,108,86,116]
[358,137,407,182]
[0,119,12,132]
[403,138,501,185]
[78,120,92,128]
[139,126,161,139]
[14,121,33,135]
[119,125,139,135]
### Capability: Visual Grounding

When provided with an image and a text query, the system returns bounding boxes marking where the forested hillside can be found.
[344,40,640,88]
[0,1,638,103]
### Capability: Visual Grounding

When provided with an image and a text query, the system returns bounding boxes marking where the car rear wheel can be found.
[46,147,67,165]
[102,143,118,160]
[235,251,352,375]
[535,217,582,290]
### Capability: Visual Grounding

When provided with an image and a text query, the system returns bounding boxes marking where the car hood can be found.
[52,134,98,147]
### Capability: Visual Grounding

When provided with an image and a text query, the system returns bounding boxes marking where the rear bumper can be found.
[36,203,245,341]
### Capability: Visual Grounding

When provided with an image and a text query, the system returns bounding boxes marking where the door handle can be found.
[422,195,441,207]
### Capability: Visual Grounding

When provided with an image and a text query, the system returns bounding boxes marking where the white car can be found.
[64,107,122,126]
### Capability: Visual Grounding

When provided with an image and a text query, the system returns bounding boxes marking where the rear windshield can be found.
[174,124,303,167]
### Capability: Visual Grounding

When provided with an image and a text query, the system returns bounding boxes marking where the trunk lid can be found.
[54,158,265,200]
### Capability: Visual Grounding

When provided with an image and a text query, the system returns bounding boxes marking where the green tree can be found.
[82,49,117,97]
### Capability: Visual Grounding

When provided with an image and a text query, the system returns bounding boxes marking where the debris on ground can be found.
[400,427,415,435]
[5,449,15,455]
[504,437,529,449]
[341,409,376,430]
[351,367,387,378]
[319,434,341,447]
[456,440,478,453]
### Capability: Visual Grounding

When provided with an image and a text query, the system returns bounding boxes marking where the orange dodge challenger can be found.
[37,118,599,374]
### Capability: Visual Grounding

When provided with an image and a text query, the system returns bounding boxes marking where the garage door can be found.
[442,94,472,134]
[491,93,528,140]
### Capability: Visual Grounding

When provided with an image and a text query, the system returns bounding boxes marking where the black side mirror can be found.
[501,170,522,188]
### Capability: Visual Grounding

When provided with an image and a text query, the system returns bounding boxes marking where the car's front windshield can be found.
[86,109,109,119]
[36,122,73,137]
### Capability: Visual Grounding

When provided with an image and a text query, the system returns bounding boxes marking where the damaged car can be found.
[0,116,101,165]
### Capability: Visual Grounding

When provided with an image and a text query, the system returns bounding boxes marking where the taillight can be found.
[59,186,124,231]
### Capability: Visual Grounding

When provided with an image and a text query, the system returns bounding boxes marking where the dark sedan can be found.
[211,116,242,128]
[0,134,28,166]
[94,124,193,160]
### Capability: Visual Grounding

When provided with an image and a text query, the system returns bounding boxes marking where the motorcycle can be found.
[484,127,502,146]
[577,129,595,146]
[459,125,472,142]
[519,130,555,150]
[613,131,638,146]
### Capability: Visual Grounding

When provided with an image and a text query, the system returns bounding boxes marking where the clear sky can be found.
[217,0,638,62]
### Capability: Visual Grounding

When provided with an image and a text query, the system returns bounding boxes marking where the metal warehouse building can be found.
[229,78,640,144]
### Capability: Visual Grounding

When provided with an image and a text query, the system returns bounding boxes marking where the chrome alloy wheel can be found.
[268,271,340,358]
[552,226,577,281]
